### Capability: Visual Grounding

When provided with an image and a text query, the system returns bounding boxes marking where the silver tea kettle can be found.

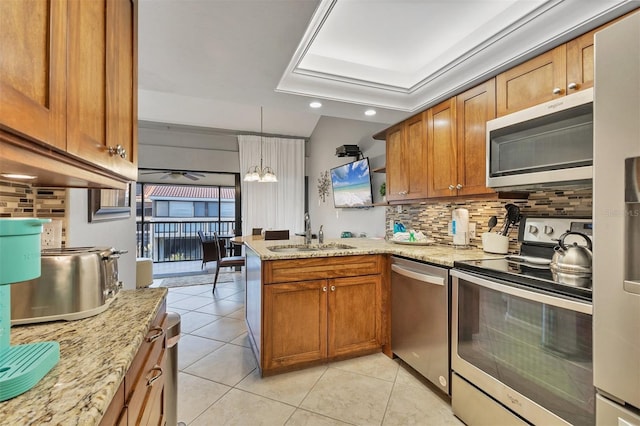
[550,231,593,274]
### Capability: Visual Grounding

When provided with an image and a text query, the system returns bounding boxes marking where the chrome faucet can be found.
[304,212,312,244]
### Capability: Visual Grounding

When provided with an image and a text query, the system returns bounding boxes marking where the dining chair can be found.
[198,230,226,270]
[212,232,245,293]
[263,230,290,240]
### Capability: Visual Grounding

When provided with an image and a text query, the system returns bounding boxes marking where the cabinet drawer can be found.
[125,308,167,424]
[265,255,382,283]
[128,348,166,426]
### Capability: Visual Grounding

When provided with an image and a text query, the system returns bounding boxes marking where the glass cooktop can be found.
[454,257,592,302]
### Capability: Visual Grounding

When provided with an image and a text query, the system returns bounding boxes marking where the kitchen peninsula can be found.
[243,236,496,376]
[0,288,167,425]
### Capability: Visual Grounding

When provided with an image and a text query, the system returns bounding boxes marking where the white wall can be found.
[307,116,387,239]
[66,189,138,290]
[138,125,240,173]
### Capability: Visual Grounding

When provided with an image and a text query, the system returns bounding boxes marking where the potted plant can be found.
[379,182,386,203]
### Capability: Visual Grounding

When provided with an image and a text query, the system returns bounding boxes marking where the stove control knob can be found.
[528,225,539,235]
[544,225,554,235]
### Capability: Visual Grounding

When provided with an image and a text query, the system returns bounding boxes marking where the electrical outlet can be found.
[41,220,62,249]
[469,222,476,239]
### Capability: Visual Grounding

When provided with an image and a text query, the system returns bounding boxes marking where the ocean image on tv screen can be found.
[331,159,373,207]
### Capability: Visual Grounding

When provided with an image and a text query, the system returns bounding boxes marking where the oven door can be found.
[451,269,594,426]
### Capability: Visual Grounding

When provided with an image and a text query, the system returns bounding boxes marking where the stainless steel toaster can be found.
[11,247,126,325]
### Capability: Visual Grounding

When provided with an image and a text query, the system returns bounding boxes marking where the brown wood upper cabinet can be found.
[66,0,138,180]
[0,0,67,150]
[496,28,601,117]
[427,99,457,197]
[454,79,496,197]
[426,81,497,198]
[496,45,568,117]
[385,114,429,201]
[0,0,138,184]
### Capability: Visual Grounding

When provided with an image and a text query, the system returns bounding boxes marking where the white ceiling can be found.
[138,0,636,139]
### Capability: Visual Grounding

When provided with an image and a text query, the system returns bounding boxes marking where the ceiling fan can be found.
[140,170,206,181]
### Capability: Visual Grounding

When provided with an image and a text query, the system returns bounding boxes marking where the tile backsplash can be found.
[386,188,592,253]
[0,179,67,246]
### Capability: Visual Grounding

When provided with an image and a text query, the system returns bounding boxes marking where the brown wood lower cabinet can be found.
[101,301,167,426]
[254,255,385,375]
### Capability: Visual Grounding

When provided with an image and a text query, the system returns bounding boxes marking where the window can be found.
[221,201,235,219]
[207,202,219,218]
[194,202,206,217]
[156,201,169,217]
[169,201,193,217]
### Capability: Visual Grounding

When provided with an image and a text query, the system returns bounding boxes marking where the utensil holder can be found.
[482,232,509,254]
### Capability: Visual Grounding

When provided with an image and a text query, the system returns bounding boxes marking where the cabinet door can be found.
[427,98,457,198]
[566,31,594,94]
[0,0,67,149]
[385,124,408,202]
[106,0,138,179]
[328,275,381,358]
[405,112,429,199]
[496,45,567,116]
[66,0,137,180]
[263,280,328,370]
[455,79,496,197]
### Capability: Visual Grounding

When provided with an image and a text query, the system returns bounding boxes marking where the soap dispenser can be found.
[318,225,324,244]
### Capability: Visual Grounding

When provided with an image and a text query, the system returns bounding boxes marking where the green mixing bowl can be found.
[0,218,51,285]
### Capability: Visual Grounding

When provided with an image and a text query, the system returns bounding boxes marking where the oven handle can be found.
[391,264,445,286]
[451,269,592,315]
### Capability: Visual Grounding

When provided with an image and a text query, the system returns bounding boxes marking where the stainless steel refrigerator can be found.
[593,10,640,425]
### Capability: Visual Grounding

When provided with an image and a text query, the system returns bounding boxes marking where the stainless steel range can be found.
[451,216,594,426]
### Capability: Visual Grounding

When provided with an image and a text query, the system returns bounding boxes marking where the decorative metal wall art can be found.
[317,171,330,202]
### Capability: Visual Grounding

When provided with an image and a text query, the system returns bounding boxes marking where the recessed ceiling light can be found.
[309,101,322,108]
[1,173,36,180]
[364,109,376,116]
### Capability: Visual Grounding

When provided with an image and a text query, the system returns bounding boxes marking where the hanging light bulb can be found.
[243,107,278,183]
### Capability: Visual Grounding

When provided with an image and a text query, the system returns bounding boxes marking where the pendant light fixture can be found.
[244,107,278,183]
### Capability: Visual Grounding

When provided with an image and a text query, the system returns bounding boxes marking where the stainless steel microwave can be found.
[486,88,593,189]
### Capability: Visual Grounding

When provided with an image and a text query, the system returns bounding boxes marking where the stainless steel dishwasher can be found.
[391,256,450,394]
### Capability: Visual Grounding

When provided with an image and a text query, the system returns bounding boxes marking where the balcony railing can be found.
[136,220,236,263]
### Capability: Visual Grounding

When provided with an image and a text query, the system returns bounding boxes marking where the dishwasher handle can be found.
[391,264,445,286]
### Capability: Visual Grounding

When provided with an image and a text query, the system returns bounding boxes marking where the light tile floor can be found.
[165,271,464,426]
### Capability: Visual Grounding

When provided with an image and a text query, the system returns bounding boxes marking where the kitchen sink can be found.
[267,243,356,253]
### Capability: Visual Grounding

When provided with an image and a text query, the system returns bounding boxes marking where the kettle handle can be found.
[558,231,592,251]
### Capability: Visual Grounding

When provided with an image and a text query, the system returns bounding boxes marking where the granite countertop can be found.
[0,288,167,425]
[243,235,502,267]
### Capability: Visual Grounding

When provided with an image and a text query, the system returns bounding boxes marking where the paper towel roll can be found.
[452,208,469,246]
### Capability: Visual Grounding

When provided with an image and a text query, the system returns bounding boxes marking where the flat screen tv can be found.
[330,158,374,208]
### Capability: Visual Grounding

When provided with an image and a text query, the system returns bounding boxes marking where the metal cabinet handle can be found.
[147,366,163,386]
[448,185,455,190]
[567,82,578,90]
[392,264,445,286]
[552,87,563,95]
[108,144,127,159]
[330,285,336,291]
[456,184,463,190]
[323,286,327,292]
[398,191,407,195]
[146,327,164,343]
